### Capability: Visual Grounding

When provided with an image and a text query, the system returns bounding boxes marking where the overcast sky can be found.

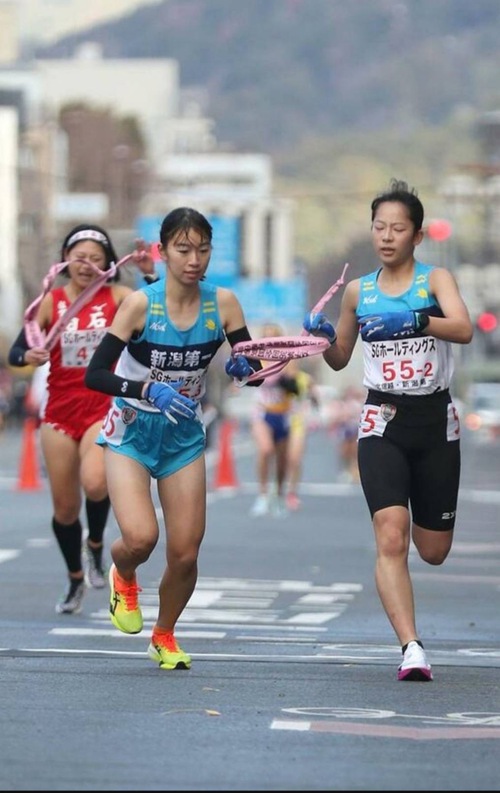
[14,0,160,44]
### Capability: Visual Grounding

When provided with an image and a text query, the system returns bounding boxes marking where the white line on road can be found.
[0,550,19,564]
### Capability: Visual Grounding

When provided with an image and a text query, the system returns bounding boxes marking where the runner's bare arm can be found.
[427,268,474,343]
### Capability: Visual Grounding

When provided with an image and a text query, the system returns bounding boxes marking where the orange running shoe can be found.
[108,563,143,634]
[148,631,191,670]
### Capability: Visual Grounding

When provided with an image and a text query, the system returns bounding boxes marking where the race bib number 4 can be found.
[61,328,106,368]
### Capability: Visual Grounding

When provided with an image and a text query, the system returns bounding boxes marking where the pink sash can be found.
[232,262,349,383]
[24,253,136,350]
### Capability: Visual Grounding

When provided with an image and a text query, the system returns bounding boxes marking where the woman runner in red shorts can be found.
[8,224,155,614]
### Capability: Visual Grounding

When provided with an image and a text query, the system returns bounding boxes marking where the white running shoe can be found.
[83,542,107,589]
[398,640,433,681]
[55,578,86,615]
[251,495,269,517]
[271,495,287,518]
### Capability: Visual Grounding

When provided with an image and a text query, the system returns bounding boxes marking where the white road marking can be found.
[0,549,19,564]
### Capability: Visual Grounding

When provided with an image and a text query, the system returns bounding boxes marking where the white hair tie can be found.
[66,229,109,248]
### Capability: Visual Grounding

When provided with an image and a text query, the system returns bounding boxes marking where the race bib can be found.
[363,337,440,394]
[101,403,137,446]
[358,402,396,439]
[61,328,107,368]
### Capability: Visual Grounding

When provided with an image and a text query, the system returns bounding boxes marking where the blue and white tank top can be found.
[356,261,454,395]
[115,280,225,415]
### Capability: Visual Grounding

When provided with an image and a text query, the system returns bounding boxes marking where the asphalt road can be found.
[0,420,499,791]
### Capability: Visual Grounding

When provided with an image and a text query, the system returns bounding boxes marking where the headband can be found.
[66,229,110,248]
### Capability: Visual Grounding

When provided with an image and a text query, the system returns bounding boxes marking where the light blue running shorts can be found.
[96,397,206,479]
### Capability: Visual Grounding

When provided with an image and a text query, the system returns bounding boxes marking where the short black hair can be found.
[159,208,213,246]
[371,178,424,231]
[159,208,212,281]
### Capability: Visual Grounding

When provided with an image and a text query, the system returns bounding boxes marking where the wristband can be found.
[415,312,430,332]
[9,346,27,367]
[143,273,160,285]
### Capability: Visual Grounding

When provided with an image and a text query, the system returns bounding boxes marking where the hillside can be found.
[38,0,500,153]
[37,0,500,268]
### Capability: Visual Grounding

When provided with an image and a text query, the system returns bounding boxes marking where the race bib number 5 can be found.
[101,404,137,446]
[358,402,395,439]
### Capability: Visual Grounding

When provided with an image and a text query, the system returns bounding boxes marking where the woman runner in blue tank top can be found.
[85,207,263,671]
[303,179,473,683]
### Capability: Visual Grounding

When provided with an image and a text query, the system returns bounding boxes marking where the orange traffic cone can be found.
[16,416,42,491]
[212,419,239,490]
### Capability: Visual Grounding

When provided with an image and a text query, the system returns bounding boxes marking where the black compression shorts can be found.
[357,389,461,531]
